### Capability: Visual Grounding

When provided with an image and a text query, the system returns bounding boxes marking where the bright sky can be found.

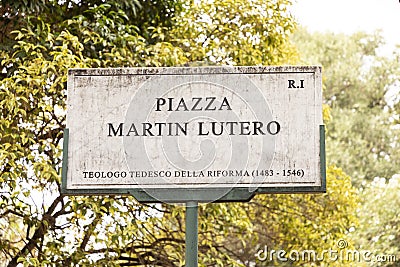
[291,0,400,52]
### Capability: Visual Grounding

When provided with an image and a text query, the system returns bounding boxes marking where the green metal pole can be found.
[185,201,198,267]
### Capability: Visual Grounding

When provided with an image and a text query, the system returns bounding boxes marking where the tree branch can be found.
[7,195,64,267]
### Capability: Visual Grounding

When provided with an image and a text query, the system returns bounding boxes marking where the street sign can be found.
[62,66,325,202]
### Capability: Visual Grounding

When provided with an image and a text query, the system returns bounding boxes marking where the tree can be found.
[1,1,187,266]
[292,28,400,266]
[1,1,359,266]
[170,0,298,66]
[292,29,400,185]
[216,166,359,267]
[355,175,400,267]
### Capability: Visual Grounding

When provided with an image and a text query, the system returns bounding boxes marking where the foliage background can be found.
[0,0,398,266]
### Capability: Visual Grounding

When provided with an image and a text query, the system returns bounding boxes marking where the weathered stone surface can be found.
[65,66,323,191]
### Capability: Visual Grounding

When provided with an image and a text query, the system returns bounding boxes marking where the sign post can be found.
[185,201,198,267]
[62,66,325,266]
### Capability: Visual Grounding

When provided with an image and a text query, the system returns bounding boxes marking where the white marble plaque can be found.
[65,66,323,191]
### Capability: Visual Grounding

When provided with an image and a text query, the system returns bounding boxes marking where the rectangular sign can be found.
[64,66,324,196]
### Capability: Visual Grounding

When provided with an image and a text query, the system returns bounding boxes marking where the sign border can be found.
[62,66,326,202]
